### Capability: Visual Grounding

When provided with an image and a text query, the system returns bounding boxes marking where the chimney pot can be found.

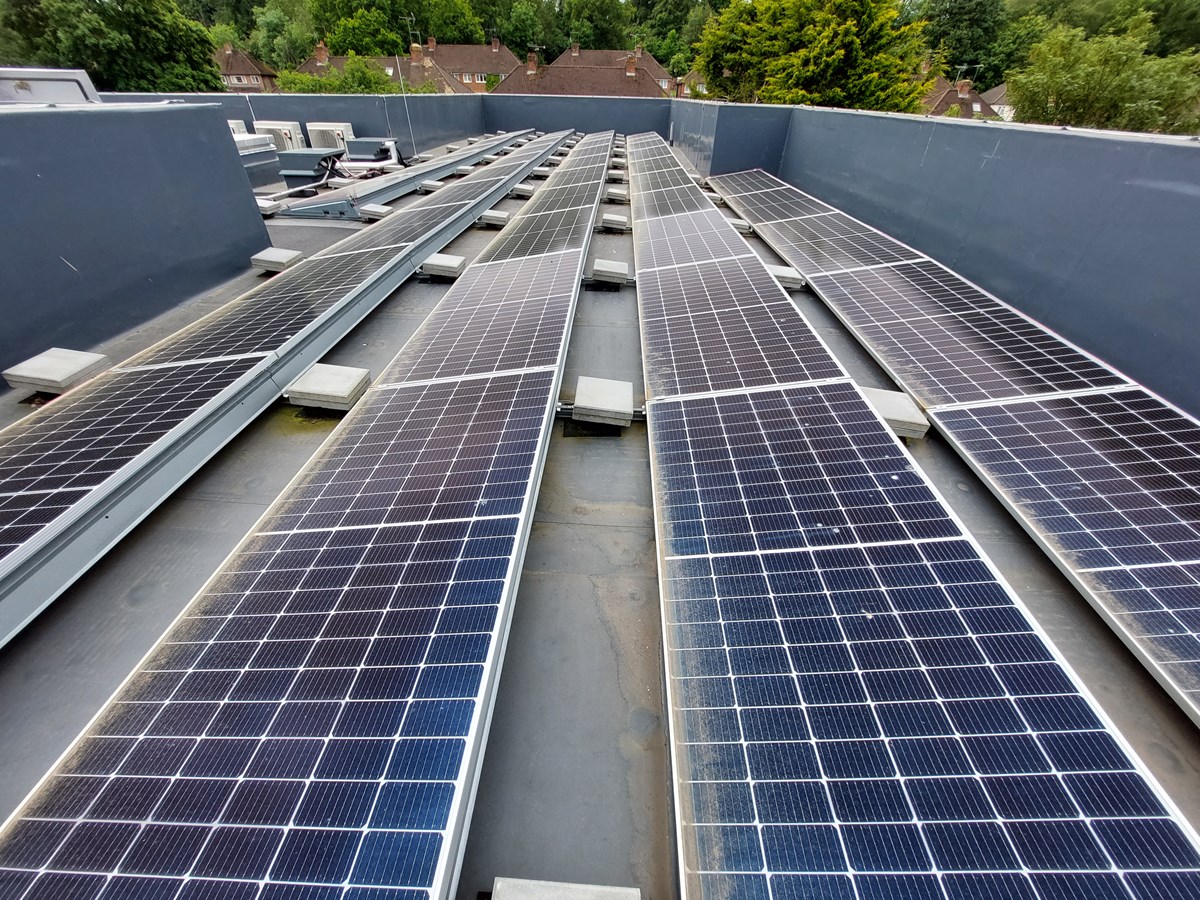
[527,52,537,75]
[625,54,637,76]
[314,40,329,65]
[492,36,499,51]
[956,79,972,98]
[427,36,436,51]
[635,44,642,59]
[411,43,423,64]
[571,43,579,56]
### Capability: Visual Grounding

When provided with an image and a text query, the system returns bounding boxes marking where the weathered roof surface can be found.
[549,47,672,84]
[982,81,1009,105]
[294,54,470,94]
[214,44,275,78]
[922,76,999,118]
[491,63,669,97]
[427,41,521,75]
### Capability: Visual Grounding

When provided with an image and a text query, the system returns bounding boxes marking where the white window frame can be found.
[476,73,487,83]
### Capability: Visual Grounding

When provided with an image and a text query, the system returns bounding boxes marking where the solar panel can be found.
[754,215,924,276]
[380,253,579,384]
[0,130,615,899]
[639,256,845,398]
[626,135,1200,899]
[473,205,596,264]
[704,169,785,196]
[713,186,835,225]
[635,210,754,271]
[932,388,1200,722]
[632,184,714,221]
[0,358,260,561]
[653,382,1200,900]
[807,261,1130,407]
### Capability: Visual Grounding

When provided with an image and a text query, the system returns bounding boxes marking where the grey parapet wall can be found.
[0,101,269,373]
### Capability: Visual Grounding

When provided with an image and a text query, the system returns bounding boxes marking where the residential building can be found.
[296,41,469,94]
[214,43,276,93]
[677,69,706,98]
[492,51,671,97]
[983,81,1014,121]
[421,36,520,92]
[550,44,674,94]
[922,75,999,119]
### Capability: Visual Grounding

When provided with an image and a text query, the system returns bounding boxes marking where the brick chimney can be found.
[625,54,637,77]
[956,79,972,98]
[571,43,580,57]
[314,40,329,66]
[427,36,436,52]
[492,36,499,51]
[527,52,538,75]
[635,44,643,59]
[410,43,423,64]
[223,42,234,57]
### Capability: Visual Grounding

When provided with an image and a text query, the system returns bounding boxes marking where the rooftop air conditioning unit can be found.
[253,120,306,151]
[227,119,247,134]
[307,121,356,150]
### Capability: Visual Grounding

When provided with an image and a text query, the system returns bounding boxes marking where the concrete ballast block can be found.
[478,209,510,227]
[600,213,630,233]
[605,187,630,204]
[860,386,930,440]
[466,136,479,144]
[422,253,466,279]
[416,152,435,161]
[765,263,804,289]
[511,182,536,198]
[251,247,304,273]
[482,154,500,163]
[359,203,393,220]
[591,259,629,284]
[445,143,461,151]
[326,176,356,188]
[531,166,552,179]
[455,165,476,176]
[573,376,635,427]
[729,218,753,234]
[285,364,371,412]
[3,348,109,394]
[611,157,627,169]
[606,169,626,183]
[493,878,640,900]
[419,180,444,193]
[255,198,281,217]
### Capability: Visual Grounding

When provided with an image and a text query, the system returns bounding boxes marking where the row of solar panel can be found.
[0,130,612,900]
[626,134,1200,900]
[0,132,565,587]
[708,169,1200,728]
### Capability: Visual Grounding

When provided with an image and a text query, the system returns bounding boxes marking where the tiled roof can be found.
[489,64,669,97]
[215,45,275,78]
[549,47,672,84]
[982,82,1008,106]
[426,41,521,76]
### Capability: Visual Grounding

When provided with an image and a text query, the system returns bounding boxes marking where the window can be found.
[697,83,706,93]
[385,67,394,76]
[251,75,260,84]
[682,85,690,96]
[233,75,245,84]
[972,102,982,113]
[462,73,471,83]
[659,79,668,90]
[476,73,486,83]
[222,75,231,84]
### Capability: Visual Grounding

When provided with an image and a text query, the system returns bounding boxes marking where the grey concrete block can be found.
[605,187,630,204]
[765,263,804,289]
[255,198,281,217]
[511,182,536,198]
[573,375,634,427]
[284,363,370,411]
[478,209,510,227]
[2,347,108,394]
[729,217,752,234]
[600,213,630,233]
[493,879,640,900]
[455,165,476,176]
[860,385,929,439]
[422,252,466,279]
[591,259,629,284]
[359,204,393,220]
[251,247,304,273]
[419,180,444,193]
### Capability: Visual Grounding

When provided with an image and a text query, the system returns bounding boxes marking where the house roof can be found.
[294,54,470,94]
[489,63,670,97]
[215,44,275,78]
[922,77,998,119]
[425,41,521,76]
[982,82,1008,106]
[549,47,672,84]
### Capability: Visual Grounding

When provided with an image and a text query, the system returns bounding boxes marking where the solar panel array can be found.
[0,129,611,900]
[0,131,570,643]
[630,134,1200,899]
[708,169,1200,727]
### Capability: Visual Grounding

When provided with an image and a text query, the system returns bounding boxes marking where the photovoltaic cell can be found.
[380,253,579,384]
[704,170,785,197]
[0,358,259,561]
[639,257,845,398]
[635,210,753,271]
[716,187,834,225]
[807,261,1129,407]
[932,388,1200,722]
[632,184,714,221]
[473,205,596,264]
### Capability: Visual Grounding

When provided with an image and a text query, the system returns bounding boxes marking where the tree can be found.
[276,50,437,90]
[694,0,930,108]
[327,7,403,53]
[919,0,1005,74]
[311,0,484,45]
[208,20,242,47]
[425,0,485,42]
[563,0,629,48]
[248,0,315,69]
[975,12,1049,88]
[1,0,224,91]
[1009,12,1200,133]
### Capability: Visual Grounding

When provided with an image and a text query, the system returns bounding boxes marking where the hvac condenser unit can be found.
[307,122,356,150]
[227,119,247,134]
[253,120,306,151]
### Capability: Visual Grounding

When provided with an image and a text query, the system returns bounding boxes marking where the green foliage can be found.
[327,7,403,53]
[311,0,484,45]
[563,0,629,48]
[277,50,406,90]
[1009,12,1200,132]
[919,0,1005,71]
[1,0,225,90]
[248,0,315,69]
[426,0,485,42]
[695,0,930,109]
[208,20,242,47]
[975,12,1049,88]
